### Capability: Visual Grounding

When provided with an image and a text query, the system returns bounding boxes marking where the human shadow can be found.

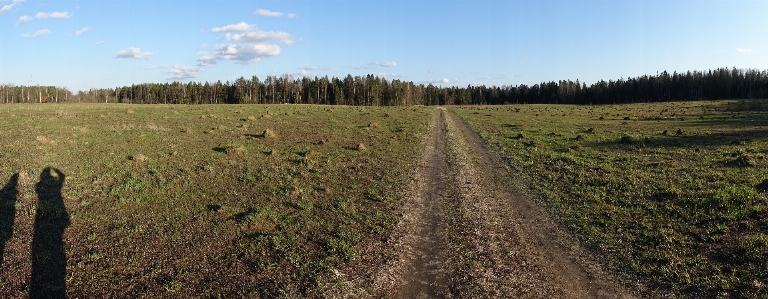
[30,167,70,299]
[0,173,19,267]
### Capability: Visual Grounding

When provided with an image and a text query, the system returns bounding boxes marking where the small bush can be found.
[620,135,637,144]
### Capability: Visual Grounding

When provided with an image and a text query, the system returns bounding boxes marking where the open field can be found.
[0,104,433,297]
[453,100,768,298]
[1,100,766,298]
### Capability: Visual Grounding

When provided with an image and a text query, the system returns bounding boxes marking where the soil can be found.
[331,107,639,298]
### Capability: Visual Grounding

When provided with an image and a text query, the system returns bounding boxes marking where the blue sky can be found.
[1,0,767,92]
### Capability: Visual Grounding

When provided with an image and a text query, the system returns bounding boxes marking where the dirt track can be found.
[325,107,637,298]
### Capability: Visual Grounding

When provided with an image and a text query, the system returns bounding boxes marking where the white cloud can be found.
[36,11,71,19]
[377,73,403,78]
[75,26,89,35]
[21,29,50,38]
[114,47,153,60]
[476,76,491,80]
[736,48,753,53]
[514,73,523,77]
[197,51,217,66]
[224,30,294,45]
[15,15,31,26]
[202,22,294,66]
[166,65,204,80]
[94,40,104,46]
[0,0,24,15]
[304,66,318,70]
[211,22,253,32]
[201,43,281,65]
[381,61,397,67]
[429,70,435,73]
[255,9,283,17]
[287,13,297,18]
[421,78,457,84]
[285,69,312,77]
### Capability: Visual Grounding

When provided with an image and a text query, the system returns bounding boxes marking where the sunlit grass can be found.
[0,104,433,297]
[453,100,768,298]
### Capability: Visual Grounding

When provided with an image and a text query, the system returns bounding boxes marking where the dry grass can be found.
[262,129,276,139]
[131,154,146,163]
[224,145,245,156]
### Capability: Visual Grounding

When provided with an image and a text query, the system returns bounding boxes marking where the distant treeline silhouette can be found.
[2,67,768,105]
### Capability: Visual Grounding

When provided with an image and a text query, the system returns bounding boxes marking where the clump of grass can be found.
[676,128,684,135]
[246,115,257,121]
[586,127,595,133]
[261,114,272,120]
[267,149,277,156]
[205,130,215,135]
[569,144,581,151]
[224,145,245,156]
[575,134,585,141]
[368,122,378,128]
[262,129,276,139]
[127,110,135,114]
[36,136,56,146]
[514,133,526,139]
[131,154,146,163]
[318,139,327,145]
[620,135,637,144]
[357,143,366,151]
[217,125,227,131]
[726,154,756,167]
[182,128,193,134]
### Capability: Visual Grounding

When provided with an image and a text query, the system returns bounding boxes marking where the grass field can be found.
[453,100,768,298]
[0,104,433,297]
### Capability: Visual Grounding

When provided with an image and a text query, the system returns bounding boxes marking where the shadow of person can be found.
[30,168,70,299]
[0,173,19,267]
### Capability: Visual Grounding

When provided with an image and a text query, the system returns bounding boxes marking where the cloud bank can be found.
[114,47,153,60]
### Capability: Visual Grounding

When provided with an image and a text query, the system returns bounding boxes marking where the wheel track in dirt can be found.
[324,107,637,298]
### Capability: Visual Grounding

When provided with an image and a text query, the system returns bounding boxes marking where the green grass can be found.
[0,104,433,297]
[452,100,768,298]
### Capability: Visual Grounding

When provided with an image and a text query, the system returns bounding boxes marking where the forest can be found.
[2,67,768,106]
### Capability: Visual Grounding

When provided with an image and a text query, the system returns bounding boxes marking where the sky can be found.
[1,0,767,92]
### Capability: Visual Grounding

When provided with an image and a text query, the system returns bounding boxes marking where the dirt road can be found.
[325,107,636,298]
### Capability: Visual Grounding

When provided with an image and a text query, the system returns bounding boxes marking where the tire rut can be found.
[334,107,637,298]
[390,107,636,298]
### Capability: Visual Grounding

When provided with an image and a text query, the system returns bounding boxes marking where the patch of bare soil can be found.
[323,107,637,298]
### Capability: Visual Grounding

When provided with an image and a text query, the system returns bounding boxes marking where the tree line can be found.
[2,67,768,106]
